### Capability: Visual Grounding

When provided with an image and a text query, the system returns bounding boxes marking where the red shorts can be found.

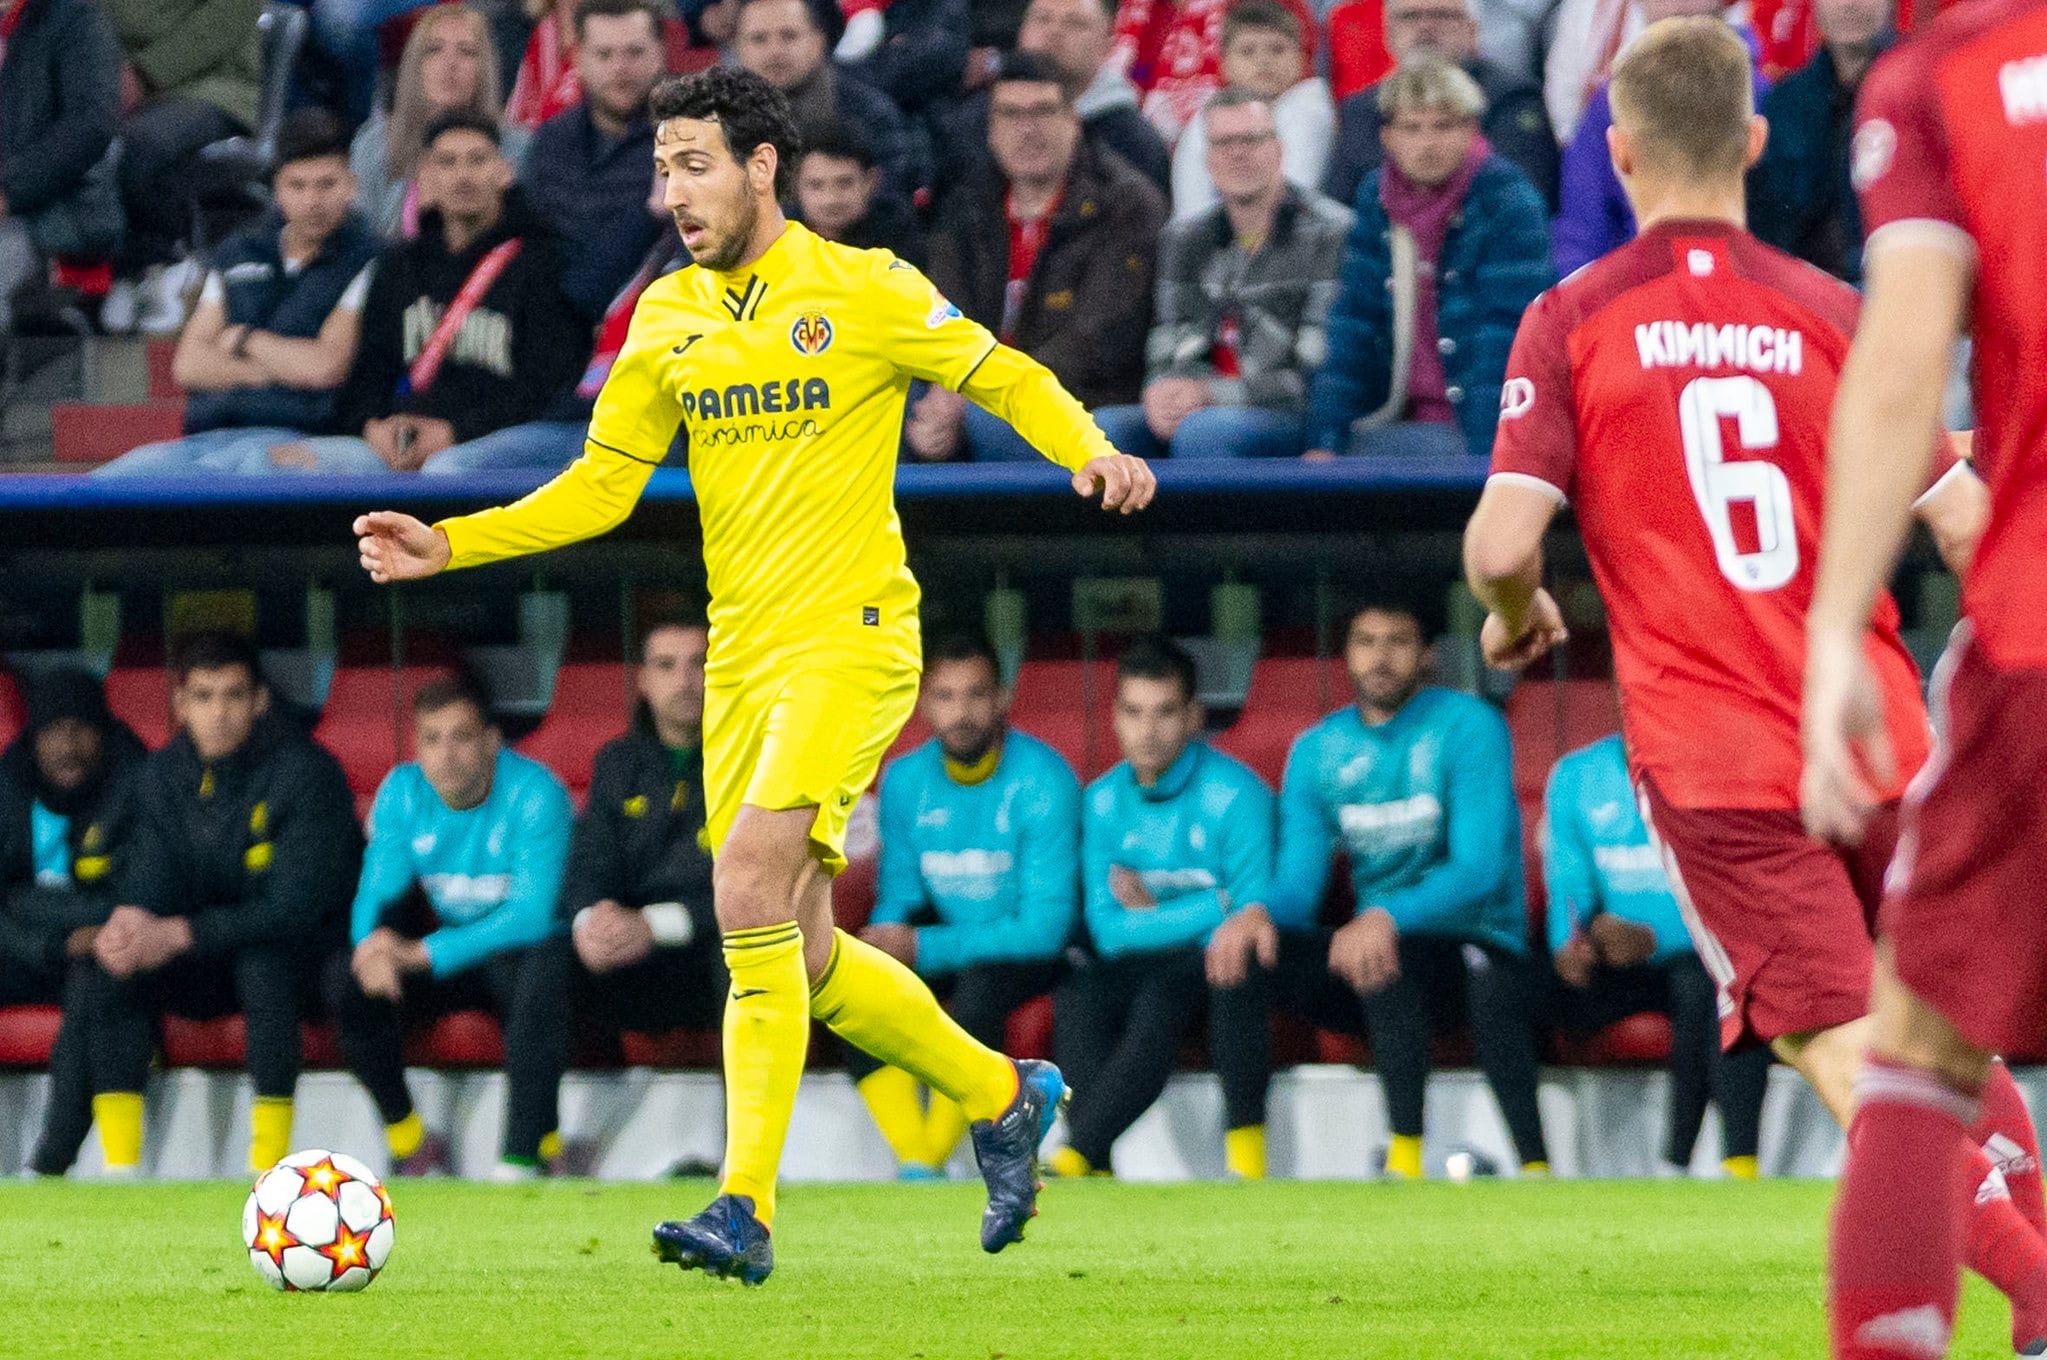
[1884,626,2047,1057]
[1638,774,1898,1051]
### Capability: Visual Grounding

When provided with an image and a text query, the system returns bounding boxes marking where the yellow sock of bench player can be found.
[922,1095,970,1168]
[250,1096,294,1172]
[856,1066,929,1166]
[1386,1133,1424,1179]
[810,930,1017,1123]
[94,1092,144,1170]
[720,923,810,1228]
[1226,1124,1267,1179]
[386,1111,425,1161]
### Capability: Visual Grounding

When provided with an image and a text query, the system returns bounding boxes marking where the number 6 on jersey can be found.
[1679,375,1796,592]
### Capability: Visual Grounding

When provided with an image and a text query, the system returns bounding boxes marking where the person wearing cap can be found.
[0,669,147,1175]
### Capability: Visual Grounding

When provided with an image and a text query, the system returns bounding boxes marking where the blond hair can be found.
[1376,55,1486,122]
[1609,17,1754,179]
[386,4,504,182]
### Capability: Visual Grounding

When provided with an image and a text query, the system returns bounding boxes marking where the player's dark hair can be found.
[638,608,709,651]
[172,631,262,686]
[926,632,1002,681]
[1609,16,1753,179]
[271,108,352,177]
[992,50,1076,106]
[1342,585,1443,643]
[802,123,877,171]
[1117,635,1199,703]
[1222,0,1301,48]
[412,670,496,726]
[421,106,503,151]
[574,0,664,41]
[650,67,803,196]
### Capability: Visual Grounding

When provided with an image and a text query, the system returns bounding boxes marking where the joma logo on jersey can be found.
[680,377,831,420]
[790,311,834,355]
[2001,55,2047,125]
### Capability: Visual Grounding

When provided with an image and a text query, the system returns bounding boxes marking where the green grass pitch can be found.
[0,1178,2013,1358]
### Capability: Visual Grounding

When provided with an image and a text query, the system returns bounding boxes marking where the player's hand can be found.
[1108,865,1157,910]
[1329,907,1400,994]
[1480,589,1568,671]
[1074,453,1156,514]
[575,900,653,973]
[1801,631,1893,845]
[93,905,145,978]
[1206,904,1279,987]
[1554,933,1596,989]
[355,510,451,584]
[859,922,918,967]
[128,913,192,973]
[1587,914,1657,969]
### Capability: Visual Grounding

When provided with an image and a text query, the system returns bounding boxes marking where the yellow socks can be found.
[1225,1124,1267,1180]
[720,923,812,1228]
[1722,1154,1759,1180]
[538,1131,563,1163]
[94,1092,144,1171]
[1047,1146,1092,1178]
[857,1066,929,1166]
[386,1111,425,1160]
[810,930,1016,1123]
[922,1095,969,1168]
[1385,1133,1424,1180]
[250,1096,294,1172]
[1519,1160,1551,1178]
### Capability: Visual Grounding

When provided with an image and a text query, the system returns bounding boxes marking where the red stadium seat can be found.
[833,853,879,933]
[619,1029,723,1067]
[315,665,453,808]
[0,1006,61,1066]
[515,661,633,804]
[105,666,173,749]
[403,1011,505,1067]
[159,1017,344,1070]
[1214,653,1345,786]
[145,340,181,400]
[50,401,186,464]
[1553,1012,1675,1066]
[0,669,22,751]
[1011,658,1110,778]
[1003,995,1055,1061]
[1504,679,1620,800]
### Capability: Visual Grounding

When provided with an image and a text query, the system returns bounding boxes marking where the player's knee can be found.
[1868,959,1994,1090]
[713,842,805,931]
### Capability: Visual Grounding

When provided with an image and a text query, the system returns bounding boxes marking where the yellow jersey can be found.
[434,222,1114,679]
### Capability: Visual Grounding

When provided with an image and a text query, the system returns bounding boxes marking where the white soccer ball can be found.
[243,1149,396,1293]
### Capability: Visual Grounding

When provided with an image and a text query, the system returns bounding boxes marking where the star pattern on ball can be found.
[373,1182,396,1222]
[252,1209,296,1270]
[318,1220,375,1279]
[296,1156,352,1201]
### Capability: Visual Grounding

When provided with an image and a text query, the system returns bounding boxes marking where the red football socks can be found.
[1972,1060,2047,1351]
[1831,1059,1975,1360]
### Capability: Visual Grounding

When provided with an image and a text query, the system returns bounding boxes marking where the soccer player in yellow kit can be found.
[353,68,1155,1284]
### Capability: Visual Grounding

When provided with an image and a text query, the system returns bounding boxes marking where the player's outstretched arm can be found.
[958,344,1156,514]
[1463,477,1566,671]
[354,511,451,584]
[1803,238,1971,844]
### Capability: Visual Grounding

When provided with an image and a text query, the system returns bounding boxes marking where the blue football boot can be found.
[651,1193,774,1285]
[970,1059,1068,1254]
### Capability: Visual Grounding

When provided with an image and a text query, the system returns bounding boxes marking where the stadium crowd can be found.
[3,604,1772,1181]
[0,0,1905,471]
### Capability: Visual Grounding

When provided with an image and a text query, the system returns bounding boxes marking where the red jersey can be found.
[1491,221,1944,810]
[1855,0,2047,670]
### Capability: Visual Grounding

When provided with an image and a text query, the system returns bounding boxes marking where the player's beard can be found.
[690,185,760,273]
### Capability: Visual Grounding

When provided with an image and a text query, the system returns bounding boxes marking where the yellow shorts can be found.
[702,648,918,874]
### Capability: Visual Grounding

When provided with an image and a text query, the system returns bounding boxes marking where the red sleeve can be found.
[1853,43,1971,250]
[1487,287,1579,500]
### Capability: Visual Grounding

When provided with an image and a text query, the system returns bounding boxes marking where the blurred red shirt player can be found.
[1802,0,2047,1355]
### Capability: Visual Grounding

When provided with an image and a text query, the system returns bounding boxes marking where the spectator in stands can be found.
[914,53,1165,461]
[1169,1,1334,219]
[307,0,440,127]
[1550,1,1757,275]
[736,0,926,208]
[563,617,727,1079]
[101,0,264,336]
[1117,0,1318,144]
[844,0,971,123]
[857,633,1081,1178]
[95,111,382,479]
[1304,59,1551,459]
[506,0,586,133]
[82,632,360,1176]
[1095,90,1347,460]
[0,670,144,1177]
[351,5,522,239]
[524,0,668,322]
[1012,0,1172,191]
[1322,0,1557,210]
[1049,637,1273,1178]
[793,128,929,264]
[1747,0,1893,282]
[1208,596,1550,1179]
[0,0,123,336]
[274,111,590,474]
[1544,732,1772,1178]
[328,671,574,1180]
